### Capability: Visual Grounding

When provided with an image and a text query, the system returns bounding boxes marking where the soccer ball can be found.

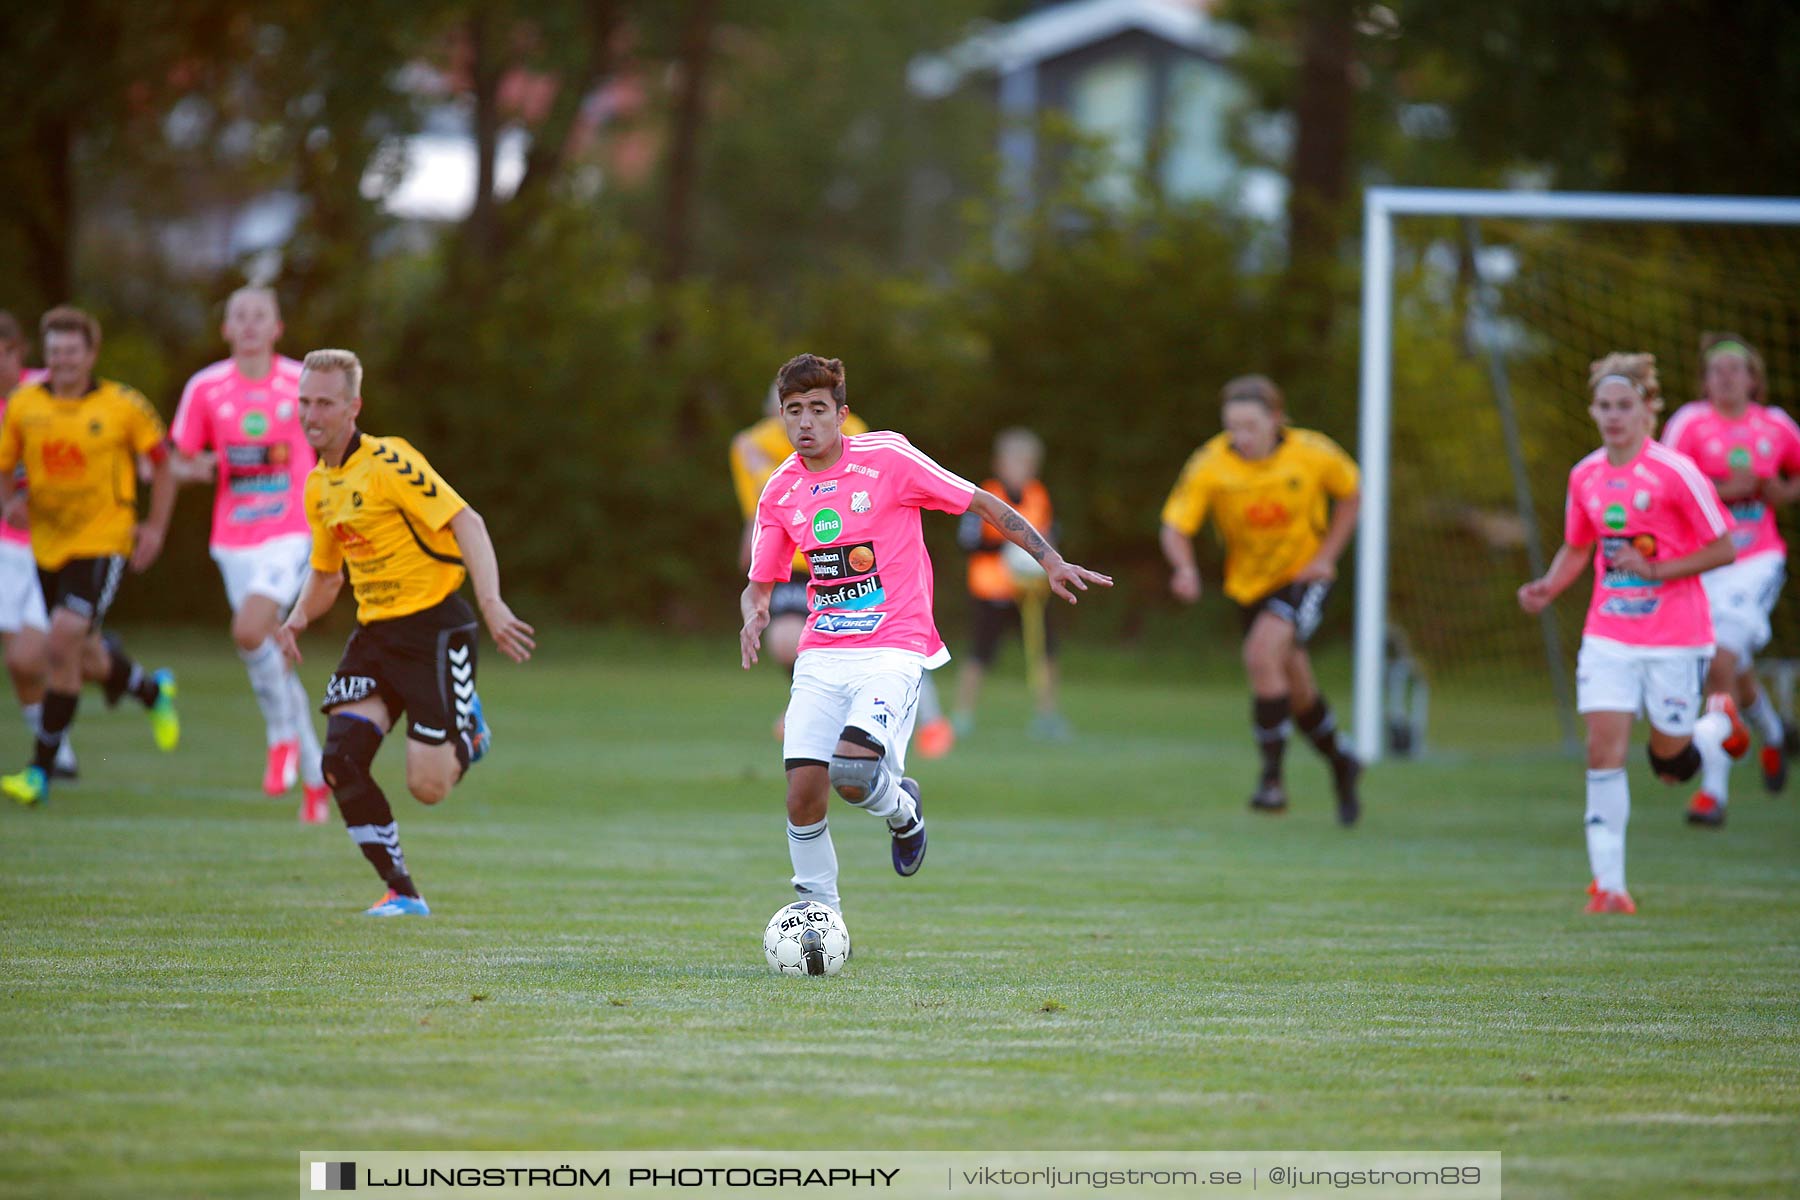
[762,901,850,976]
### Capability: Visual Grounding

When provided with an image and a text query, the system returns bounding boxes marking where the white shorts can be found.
[0,539,47,634]
[211,533,313,613]
[784,648,926,772]
[1700,553,1785,665]
[1576,637,1711,735]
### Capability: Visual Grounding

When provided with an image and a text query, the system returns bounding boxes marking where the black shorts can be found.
[1239,580,1331,644]
[771,570,811,620]
[322,594,479,745]
[39,556,126,627]
[968,597,1058,667]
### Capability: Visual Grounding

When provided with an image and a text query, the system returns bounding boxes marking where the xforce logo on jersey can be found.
[807,540,877,581]
[811,574,885,612]
[812,611,886,636]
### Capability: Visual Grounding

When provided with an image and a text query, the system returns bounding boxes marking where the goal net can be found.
[1354,190,1800,760]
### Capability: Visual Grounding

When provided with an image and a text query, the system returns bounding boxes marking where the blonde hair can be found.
[1588,351,1663,418]
[301,348,363,400]
[1699,331,1764,403]
[226,285,281,321]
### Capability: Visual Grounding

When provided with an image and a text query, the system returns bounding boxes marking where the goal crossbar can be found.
[1354,187,1800,762]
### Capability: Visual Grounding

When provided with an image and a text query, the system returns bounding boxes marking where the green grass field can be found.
[3,628,1797,1199]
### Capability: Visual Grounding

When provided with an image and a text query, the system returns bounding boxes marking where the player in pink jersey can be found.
[1659,333,1800,822]
[0,312,76,779]
[1519,353,1739,915]
[741,354,1110,919]
[170,287,328,821]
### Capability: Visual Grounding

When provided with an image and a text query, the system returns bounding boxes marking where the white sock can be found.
[1694,711,1732,805]
[787,819,840,912]
[1584,767,1629,893]
[1744,689,1784,745]
[844,764,918,829]
[287,671,324,785]
[238,638,292,748]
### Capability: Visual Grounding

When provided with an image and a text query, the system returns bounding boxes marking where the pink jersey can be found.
[1565,440,1731,650]
[0,369,47,547]
[749,431,977,663]
[1660,400,1800,562]
[170,356,315,549]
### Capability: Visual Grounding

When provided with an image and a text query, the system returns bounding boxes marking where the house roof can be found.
[909,0,1243,98]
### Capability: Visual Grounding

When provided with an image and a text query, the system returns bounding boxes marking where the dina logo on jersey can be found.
[240,411,269,438]
[807,540,876,581]
[812,507,843,541]
[1602,503,1628,531]
[811,574,884,611]
[1728,446,1753,470]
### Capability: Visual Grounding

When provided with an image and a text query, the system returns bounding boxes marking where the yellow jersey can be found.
[729,411,869,572]
[1161,428,1360,604]
[0,378,167,569]
[306,432,469,623]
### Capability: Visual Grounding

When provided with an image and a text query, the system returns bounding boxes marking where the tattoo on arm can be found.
[999,508,1051,561]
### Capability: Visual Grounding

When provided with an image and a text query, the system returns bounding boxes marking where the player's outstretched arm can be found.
[964,489,1112,605]
[1517,542,1591,615]
[169,451,217,486]
[275,569,346,666]
[448,507,535,665]
[1608,531,1735,584]
[130,451,177,573]
[740,580,774,670]
[1294,490,1361,583]
[1159,522,1201,604]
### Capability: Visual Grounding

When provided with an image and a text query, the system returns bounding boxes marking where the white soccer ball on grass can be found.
[762,901,850,976]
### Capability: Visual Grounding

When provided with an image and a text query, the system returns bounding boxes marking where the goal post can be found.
[1353,187,1800,764]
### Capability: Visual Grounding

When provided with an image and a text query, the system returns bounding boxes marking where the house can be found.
[909,0,1269,218]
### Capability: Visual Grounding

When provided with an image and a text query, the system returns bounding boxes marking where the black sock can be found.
[335,773,418,896]
[104,646,160,708]
[1252,695,1291,784]
[32,690,78,772]
[1295,697,1354,769]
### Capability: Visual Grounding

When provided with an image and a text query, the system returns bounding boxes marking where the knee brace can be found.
[829,725,888,804]
[322,713,387,819]
[1648,741,1701,783]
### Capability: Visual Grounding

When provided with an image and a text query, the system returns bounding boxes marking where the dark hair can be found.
[776,353,847,407]
[0,310,23,351]
[1219,373,1285,419]
[40,304,100,351]
[1699,331,1764,403]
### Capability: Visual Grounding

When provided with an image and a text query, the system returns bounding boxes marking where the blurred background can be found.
[3,0,1799,734]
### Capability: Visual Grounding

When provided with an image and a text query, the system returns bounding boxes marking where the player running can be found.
[171,286,330,821]
[274,349,533,917]
[953,426,1070,740]
[1159,375,1364,825]
[731,381,956,757]
[740,354,1110,918]
[0,306,180,806]
[1658,333,1800,825]
[1518,353,1738,915]
[0,311,77,779]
